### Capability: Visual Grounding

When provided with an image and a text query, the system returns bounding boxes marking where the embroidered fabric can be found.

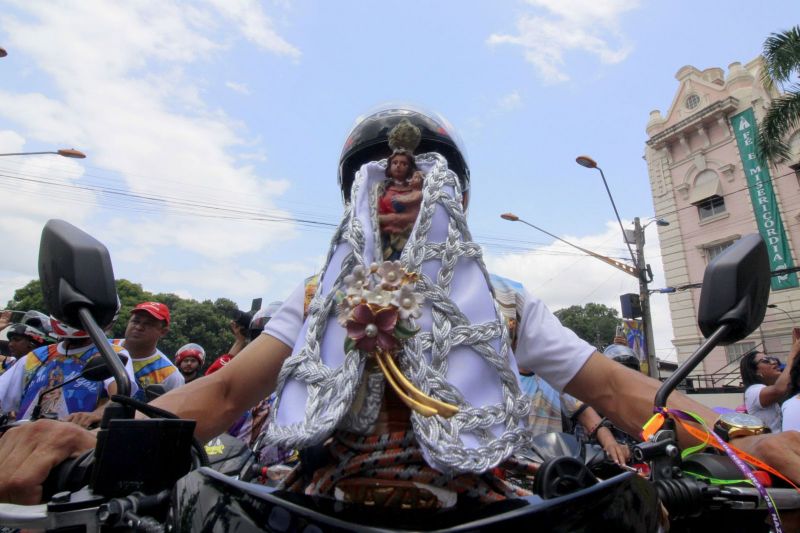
[264,153,530,474]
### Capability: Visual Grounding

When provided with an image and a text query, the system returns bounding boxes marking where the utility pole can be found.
[634,217,658,379]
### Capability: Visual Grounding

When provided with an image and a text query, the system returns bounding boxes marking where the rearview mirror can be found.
[38,219,118,331]
[82,354,129,382]
[697,234,769,345]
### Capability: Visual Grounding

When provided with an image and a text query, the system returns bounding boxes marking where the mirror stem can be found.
[654,323,732,409]
[78,307,131,399]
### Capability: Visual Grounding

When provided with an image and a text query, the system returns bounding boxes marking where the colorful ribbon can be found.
[641,407,795,532]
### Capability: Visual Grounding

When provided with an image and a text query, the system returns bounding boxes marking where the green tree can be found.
[5,278,240,370]
[757,26,800,164]
[5,280,45,313]
[554,303,620,349]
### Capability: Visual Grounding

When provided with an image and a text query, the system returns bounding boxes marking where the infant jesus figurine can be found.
[378,151,424,259]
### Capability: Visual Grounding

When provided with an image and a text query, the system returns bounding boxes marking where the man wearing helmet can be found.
[0,317,137,428]
[6,324,49,359]
[175,343,206,383]
[3,105,800,506]
[142,106,800,503]
[111,302,184,401]
[0,312,53,375]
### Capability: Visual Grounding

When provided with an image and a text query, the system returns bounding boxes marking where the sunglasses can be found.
[753,356,780,367]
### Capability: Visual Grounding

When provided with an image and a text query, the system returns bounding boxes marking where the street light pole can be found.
[0,148,86,159]
[576,154,667,379]
[634,217,659,379]
[767,304,794,325]
[575,156,638,267]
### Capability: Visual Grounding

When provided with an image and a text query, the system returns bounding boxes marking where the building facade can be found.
[645,57,800,379]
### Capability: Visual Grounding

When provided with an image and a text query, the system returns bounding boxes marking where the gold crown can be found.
[387,119,421,154]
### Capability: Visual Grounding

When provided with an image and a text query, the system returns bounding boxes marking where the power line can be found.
[0,163,642,258]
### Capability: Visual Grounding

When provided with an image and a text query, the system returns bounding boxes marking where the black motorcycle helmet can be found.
[603,343,642,372]
[338,104,470,205]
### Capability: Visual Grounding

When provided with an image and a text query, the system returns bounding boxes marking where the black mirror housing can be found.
[697,234,770,345]
[38,219,118,331]
[82,354,129,382]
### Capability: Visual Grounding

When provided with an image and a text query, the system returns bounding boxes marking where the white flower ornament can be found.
[378,260,404,289]
[393,285,423,320]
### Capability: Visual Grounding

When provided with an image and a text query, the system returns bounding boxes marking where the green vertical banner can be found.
[731,108,798,290]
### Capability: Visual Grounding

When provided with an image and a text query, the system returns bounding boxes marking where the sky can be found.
[0,0,797,361]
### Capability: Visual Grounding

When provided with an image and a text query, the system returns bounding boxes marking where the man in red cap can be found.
[112,302,183,401]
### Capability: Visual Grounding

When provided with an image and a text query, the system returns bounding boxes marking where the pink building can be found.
[645,57,800,381]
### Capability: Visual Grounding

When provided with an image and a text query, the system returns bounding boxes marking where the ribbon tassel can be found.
[374,349,459,418]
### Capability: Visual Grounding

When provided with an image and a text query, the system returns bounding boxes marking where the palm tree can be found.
[757,26,800,165]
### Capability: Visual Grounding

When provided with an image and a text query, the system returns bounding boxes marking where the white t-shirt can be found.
[264,281,595,394]
[782,395,800,432]
[744,384,782,433]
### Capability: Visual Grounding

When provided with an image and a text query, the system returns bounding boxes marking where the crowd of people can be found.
[1,106,800,511]
[0,302,281,438]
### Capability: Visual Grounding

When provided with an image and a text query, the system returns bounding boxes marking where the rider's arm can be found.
[574,402,630,465]
[148,333,292,442]
[147,282,305,441]
[565,353,800,482]
[758,338,800,407]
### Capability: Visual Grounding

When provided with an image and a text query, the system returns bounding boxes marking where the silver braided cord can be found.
[266,175,370,447]
[396,154,530,473]
[341,368,385,433]
[265,153,530,474]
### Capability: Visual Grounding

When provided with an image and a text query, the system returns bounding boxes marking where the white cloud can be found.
[225,81,251,95]
[0,1,300,265]
[487,0,638,83]
[157,264,273,301]
[496,90,522,112]
[0,271,38,308]
[484,220,676,360]
[0,130,25,153]
[205,0,301,59]
[0,149,93,276]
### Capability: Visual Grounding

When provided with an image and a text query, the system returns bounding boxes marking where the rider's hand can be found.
[603,441,631,465]
[66,410,103,429]
[595,426,631,465]
[0,419,97,504]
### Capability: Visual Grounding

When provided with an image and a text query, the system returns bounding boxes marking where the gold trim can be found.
[374,352,438,417]
[374,350,459,418]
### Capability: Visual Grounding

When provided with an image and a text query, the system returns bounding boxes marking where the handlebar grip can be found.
[42,450,95,501]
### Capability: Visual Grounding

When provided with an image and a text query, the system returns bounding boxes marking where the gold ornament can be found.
[387,119,421,154]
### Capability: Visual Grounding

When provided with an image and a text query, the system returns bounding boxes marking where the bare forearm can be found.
[149,334,292,441]
[565,353,718,446]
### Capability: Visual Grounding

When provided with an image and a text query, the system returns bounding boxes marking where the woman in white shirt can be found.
[782,347,800,432]
[740,340,800,433]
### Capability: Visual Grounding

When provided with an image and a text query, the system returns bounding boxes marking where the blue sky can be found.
[0,0,796,360]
